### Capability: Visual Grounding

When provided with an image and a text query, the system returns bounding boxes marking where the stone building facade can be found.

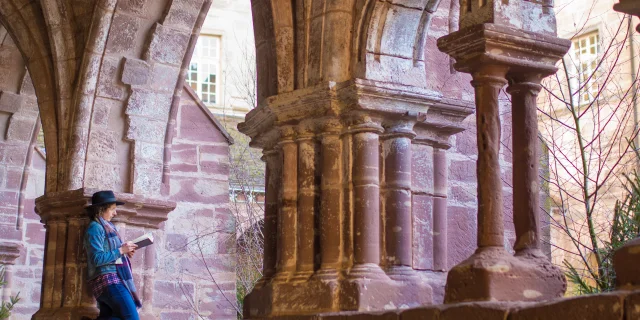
[0,0,639,320]
[538,0,640,293]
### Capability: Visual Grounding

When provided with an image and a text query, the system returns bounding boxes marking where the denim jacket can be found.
[84,220,124,280]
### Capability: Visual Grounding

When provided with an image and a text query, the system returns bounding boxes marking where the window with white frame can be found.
[187,35,221,105]
[572,31,600,104]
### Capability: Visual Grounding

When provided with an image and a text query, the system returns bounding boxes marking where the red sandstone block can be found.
[179,256,235,274]
[449,160,476,183]
[171,144,198,164]
[96,57,127,101]
[0,191,18,206]
[178,105,229,143]
[122,58,151,86]
[5,168,22,190]
[455,129,478,155]
[163,0,202,31]
[2,147,27,166]
[22,198,38,220]
[450,185,476,204]
[105,13,140,55]
[199,145,229,156]
[148,24,190,66]
[412,194,434,270]
[440,302,511,320]
[25,223,45,245]
[92,101,110,127]
[87,130,118,162]
[401,306,439,320]
[170,163,198,173]
[150,63,180,92]
[165,233,188,252]
[198,284,238,316]
[152,280,194,310]
[412,144,434,193]
[127,89,172,120]
[127,117,166,144]
[28,247,43,266]
[169,177,229,204]
[116,0,147,15]
[7,117,35,142]
[0,91,23,113]
[510,292,626,320]
[447,205,477,267]
[200,161,229,175]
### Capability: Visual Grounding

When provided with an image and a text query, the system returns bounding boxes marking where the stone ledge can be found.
[35,188,176,228]
[260,290,637,320]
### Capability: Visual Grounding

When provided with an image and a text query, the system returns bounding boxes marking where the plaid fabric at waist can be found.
[89,272,121,298]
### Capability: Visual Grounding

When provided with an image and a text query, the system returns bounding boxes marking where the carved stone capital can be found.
[35,188,176,229]
[0,242,22,265]
[438,24,571,78]
[240,78,473,149]
[614,0,640,32]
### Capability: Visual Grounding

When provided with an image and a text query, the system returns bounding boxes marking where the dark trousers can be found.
[96,283,140,320]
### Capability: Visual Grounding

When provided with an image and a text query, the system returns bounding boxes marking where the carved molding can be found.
[35,188,176,229]
[438,23,571,77]
[239,78,474,149]
[0,242,22,265]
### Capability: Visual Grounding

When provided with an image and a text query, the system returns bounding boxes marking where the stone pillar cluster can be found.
[437,0,572,303]
[32,189,174,319]
[240,80,472,318]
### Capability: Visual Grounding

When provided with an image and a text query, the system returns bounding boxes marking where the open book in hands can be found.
[130,232,154,249]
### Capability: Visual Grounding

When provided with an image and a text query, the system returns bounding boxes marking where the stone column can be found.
[140,243,157,318]
[295,124,317,281]
[433,147,448,271]
[32,188,174,319]
[239,81,469,317]
[382,123,417,279]
[0,243,22,302]
[317,120,343,280]
[473,68,508,249]
[438,17,570,303]
[507,79,544,254]
[348,117,386,279]
[274,127,298,282]
[256,148,280,285]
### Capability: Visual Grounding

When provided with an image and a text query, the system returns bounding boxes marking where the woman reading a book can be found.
[84,190,140,320]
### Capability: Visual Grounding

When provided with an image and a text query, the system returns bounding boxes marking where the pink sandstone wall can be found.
[0,45,238,318]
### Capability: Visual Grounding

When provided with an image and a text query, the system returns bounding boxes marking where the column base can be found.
[340,276,433,312]
[347,263,388,280]
[444,247,566,303]
[243,274,433,318]
[32,306,99,320]
[386,265,420,281]
[243,278,339,318]
[613,237,640,290]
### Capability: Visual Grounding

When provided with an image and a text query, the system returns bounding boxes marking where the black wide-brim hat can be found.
[87,190,125,207]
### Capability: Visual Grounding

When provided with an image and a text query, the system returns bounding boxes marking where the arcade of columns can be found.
[0,0,639,318]
[240,0,640,319]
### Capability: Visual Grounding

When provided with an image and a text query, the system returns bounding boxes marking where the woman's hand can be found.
[119,241,138,257]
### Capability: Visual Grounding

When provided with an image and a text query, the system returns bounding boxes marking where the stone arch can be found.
[0,0,216,196]
[251,0,447,103]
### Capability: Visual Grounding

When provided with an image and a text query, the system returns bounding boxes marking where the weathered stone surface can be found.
[510,293,626,320]
[0,91,23,113]
[121,57,151,86]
